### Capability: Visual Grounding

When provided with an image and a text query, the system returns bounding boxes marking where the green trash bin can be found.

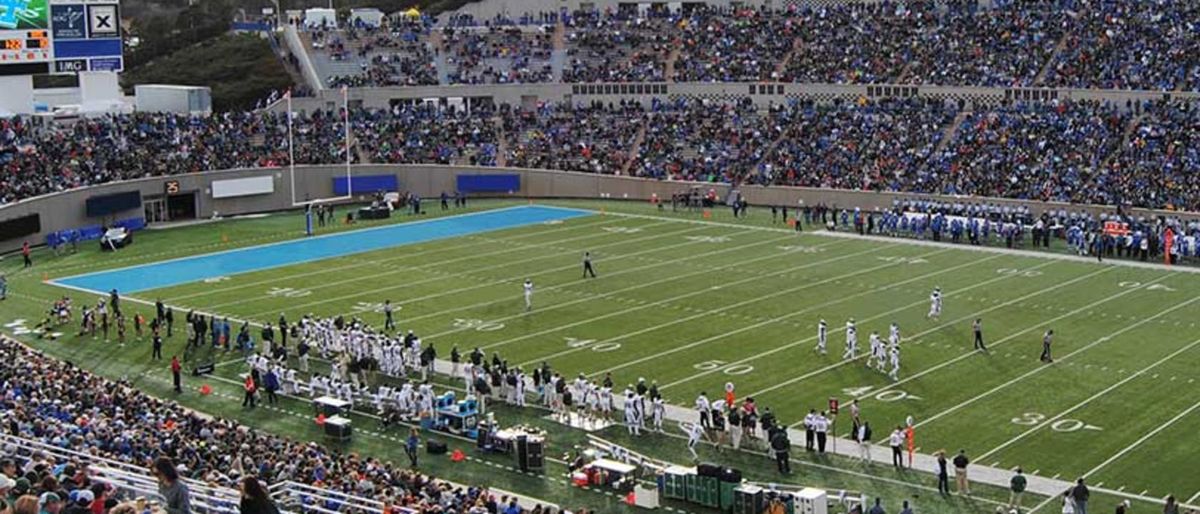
[719,480,739,512]
[684,472,699,503]
[661,466,691,500]
[699,476,721,508]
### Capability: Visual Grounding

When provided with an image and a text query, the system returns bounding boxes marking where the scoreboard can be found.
[0,0,52,74]
[0,0,122,76]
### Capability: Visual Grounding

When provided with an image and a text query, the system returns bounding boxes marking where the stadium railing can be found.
[0,434,244,514]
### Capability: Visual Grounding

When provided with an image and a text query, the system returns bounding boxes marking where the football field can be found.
[7,199,1200,510]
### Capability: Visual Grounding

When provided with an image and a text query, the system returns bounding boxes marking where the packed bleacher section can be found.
[0,336,553,514]
[441,25,557,85]
[299,2,1200,91]
[0,112,357,205]
[561,10,672,83]
[1043,0,1200,92]
[926,100,1129,203]
[325,19,441,88]
[352,103,500,166]
[6,100,1200,211]
[500,101,642,174]
[1105,103,1200,211]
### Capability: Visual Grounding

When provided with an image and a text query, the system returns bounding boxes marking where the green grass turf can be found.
[2,199,1198,513]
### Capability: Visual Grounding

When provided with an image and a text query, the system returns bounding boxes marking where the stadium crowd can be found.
[302,1,1200,91]
[325,20,441,88]
[0,336,565,514]
[5,99,1200,211]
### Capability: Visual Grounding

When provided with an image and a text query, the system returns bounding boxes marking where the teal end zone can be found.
[53,205,593,294]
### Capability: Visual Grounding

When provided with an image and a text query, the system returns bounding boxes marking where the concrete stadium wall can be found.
[3,165,1195,255]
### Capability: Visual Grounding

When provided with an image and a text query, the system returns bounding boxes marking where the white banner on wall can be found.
[211,176,275,199]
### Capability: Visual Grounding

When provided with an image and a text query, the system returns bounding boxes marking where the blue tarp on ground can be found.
[53,206,591,294]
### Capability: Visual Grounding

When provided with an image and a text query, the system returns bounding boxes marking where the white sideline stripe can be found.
[1026,495,1059,514]
[584,248,988,377]
[658,253,1039,390]
[423,234,830,341]
[247,221,709,319]
[51,204,552,284]
[206,218,668,311]
[501,242,915,361]
[861,269,1168,412]
[166,215,625,301]
[743,263,1106,403]
[914,292,1200,434]
[587,208,1200,274]
[1084,396,1200,478]
[1188,489,1200,505]
[977,336,1200,461]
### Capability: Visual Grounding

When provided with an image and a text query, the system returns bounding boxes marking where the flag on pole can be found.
[342,85,352,197]
[285,88,297,203]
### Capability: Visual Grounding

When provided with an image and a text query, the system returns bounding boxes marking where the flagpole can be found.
[344,86,351,198]
[287,89,296,204]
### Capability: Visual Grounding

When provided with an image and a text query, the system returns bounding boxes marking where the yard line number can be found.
[350,302,394,314]
[876,256,928,265]
[1117,281,1176,291]
[843,386,923,402]
[996,268,1042,277]
[602,226,642,234]
[266,287,311,298]
[453,318,506,331]
[565,337,621,352]
[686,235,730,243]
[693,360,755,375]
[1010,412,1103,432]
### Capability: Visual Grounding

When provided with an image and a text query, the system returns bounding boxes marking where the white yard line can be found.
[1083,396,1200,478]
[659,255,1055,391]
[977,335,1200,461]
[861,271,1171,412]
[913,293,1200,433]
[734,264,1110,404]
[580,250,995,377]
[494,242,919,360]
[415,233,808,333]
[1026,494,1061,514]
[165,215,626,302]
[206,218,674,311]
[243,222,713,319]
[1188,490,1200,505]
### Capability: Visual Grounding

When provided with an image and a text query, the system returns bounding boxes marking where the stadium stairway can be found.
[619,121,648,176]
[933,110,972,155]
[664,46,681,83]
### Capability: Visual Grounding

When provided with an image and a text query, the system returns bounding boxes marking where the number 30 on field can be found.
[694,360,754,375]
[1010,412,1103,432]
